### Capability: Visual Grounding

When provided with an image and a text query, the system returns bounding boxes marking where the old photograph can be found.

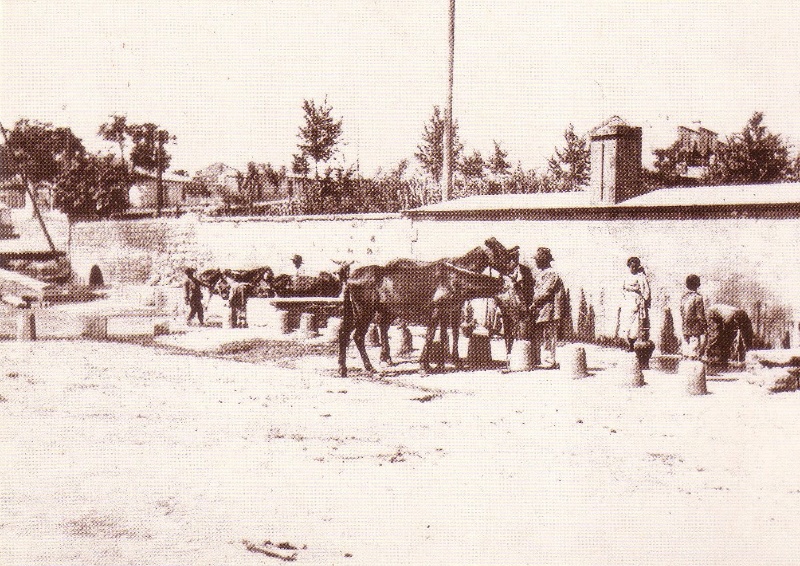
[2,1,800,564]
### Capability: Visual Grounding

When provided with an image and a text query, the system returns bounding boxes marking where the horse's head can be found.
[256,266,276,297]
[214,273,232,301]
[494,273,528,321]
[484,237,519,275]
[333,260,354,284]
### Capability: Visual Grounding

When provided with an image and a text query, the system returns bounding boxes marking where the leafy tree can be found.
[461,149,485,178]
[791,153,800,182]
[98,114,131,173]
[488,140,511,176]
[648,139,685,188]
[54,152,129,217]
[128,123,173,173]
[706,112,792,185]
[415,105,463,181]
[297,97,343,177]
[547,123,590,192]
[291,153,310,176]
[1,119,85,184]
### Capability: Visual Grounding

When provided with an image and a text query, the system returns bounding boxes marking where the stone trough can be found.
[745,349,800,393]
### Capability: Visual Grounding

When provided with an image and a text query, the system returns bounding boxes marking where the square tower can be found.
[589,118,643,205]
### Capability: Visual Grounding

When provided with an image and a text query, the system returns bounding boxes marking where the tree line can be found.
[1,103,799,218]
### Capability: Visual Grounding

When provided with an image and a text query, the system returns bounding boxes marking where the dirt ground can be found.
[2,325,800,565]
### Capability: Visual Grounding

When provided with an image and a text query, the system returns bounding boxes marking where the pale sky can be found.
[2,0,799,177]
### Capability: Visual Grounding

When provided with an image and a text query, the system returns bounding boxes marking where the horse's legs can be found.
[378,313,393,366]
[503,314,515,355]
[338,293,355,377]
[353,317,376,374]
[419,315,440,375]
[450,306,463,370]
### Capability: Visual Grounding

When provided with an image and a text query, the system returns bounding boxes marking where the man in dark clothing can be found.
[706,304,753,366]
[184,267,205,326]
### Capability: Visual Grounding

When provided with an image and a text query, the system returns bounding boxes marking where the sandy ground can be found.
[2,326,800,565]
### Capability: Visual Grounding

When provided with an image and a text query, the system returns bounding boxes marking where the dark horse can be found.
[337,238,520,376]
[271,261,353,298]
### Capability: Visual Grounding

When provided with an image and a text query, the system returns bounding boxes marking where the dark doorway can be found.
[88,265,104,287]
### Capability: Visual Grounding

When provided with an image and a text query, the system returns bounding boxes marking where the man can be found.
[184,267,204,326]
[706,304,754,367]
[530,247,566,369]
[680,274,707,359]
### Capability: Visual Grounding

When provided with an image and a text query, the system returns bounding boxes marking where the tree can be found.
[98,114,131,173]
[488,140,511,176]
[128,123,172,174]
[706,112,792,185]
[54,152,129,217]
[291,153,310,177]
[461,150,485,178]
[415,105,463,182]
[297,97,343,177]
[648,139,685,188]
[547,124,591,192]
[1,119,85,184]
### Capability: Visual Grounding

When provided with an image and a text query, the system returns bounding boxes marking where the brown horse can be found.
[337,239,520,376]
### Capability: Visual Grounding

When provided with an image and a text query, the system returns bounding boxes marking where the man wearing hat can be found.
[530,247,567,369]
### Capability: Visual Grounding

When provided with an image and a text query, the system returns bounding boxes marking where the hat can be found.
[184,267,196,275]
[535,247,554,263]
[627,256,641,268]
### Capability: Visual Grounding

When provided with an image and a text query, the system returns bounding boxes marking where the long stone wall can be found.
[412,216,800,347]
[69,213,413,286]
[69,212,800,349]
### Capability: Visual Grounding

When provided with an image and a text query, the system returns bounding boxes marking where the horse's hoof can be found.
[338,368,348,377]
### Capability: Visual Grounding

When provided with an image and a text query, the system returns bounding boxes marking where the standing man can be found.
[618,256,651,351]
[530,247,566,369]
[680,274,707,359]
[184,267,204,326]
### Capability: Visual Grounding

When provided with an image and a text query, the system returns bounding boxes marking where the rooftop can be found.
[405,182,800,219]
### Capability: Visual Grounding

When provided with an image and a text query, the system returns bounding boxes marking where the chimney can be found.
[589,118,644,205]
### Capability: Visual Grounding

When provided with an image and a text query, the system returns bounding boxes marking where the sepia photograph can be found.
[2,1,800,564]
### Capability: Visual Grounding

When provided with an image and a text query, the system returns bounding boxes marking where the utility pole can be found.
[441,0,455,202]
[155,131,166,217]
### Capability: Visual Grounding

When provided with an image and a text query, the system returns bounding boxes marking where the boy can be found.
[680,274,706,359]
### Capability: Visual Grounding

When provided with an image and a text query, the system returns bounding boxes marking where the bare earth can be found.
[2,335,800,565]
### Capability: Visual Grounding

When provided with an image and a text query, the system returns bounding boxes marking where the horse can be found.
[223,266,275,297]
[337,238,520,376]
[271,260,353,298]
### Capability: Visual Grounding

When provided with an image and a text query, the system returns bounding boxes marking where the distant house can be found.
[128,168,212,210]
[675,125,719,179]
[0,175,27,209]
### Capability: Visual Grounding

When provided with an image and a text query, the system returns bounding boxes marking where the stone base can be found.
[508,340,535,372]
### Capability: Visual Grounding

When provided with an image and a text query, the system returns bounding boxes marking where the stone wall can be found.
[69,213,413,287]
[412,216,800,348]
[69,212,800,349]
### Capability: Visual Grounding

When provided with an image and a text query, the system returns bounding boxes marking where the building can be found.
[675,125,719,179]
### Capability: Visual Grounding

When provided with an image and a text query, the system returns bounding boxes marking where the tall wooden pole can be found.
[155,133,164,217]
[442,0,455,202]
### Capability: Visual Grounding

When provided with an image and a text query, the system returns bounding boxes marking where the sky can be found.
[2,0,799,177]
